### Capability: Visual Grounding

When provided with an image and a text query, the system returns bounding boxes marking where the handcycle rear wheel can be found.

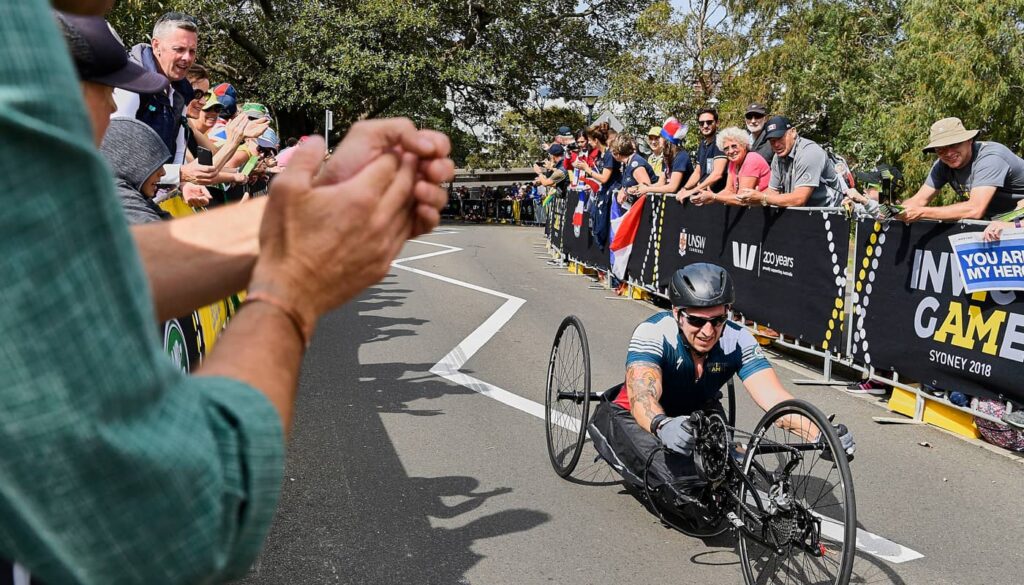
[544,315,591,478]
[737,399,856,585]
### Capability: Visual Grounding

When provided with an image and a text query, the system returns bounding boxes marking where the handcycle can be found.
[544,315,857,585]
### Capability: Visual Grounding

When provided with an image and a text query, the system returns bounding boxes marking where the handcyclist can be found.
[588,262,856,508]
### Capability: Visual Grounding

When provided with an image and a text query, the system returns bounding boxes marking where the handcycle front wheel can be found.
[544,315,591,478]
[737,399,857,585]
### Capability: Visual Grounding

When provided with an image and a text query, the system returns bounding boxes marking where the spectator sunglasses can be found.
[677,310,728,329]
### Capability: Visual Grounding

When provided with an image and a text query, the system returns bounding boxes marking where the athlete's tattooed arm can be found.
[626,363,665,433]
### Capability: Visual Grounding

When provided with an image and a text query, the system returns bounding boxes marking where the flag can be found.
[571,191,585,237]
[609,194,647,279]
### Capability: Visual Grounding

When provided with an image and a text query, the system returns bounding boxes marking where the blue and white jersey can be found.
[620,311,771,416]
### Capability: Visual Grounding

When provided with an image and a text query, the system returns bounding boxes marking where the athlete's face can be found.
[675,305,728,354]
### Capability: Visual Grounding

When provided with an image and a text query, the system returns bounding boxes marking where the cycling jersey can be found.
[613,311,771,416]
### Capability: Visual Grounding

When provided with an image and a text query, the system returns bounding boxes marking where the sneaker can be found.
[845,380,887,396]
[1003,409,1024,430]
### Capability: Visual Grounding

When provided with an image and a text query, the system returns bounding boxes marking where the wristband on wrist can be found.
[649,413,668,434]
[244,291,312,348]
[1015,219,1022,228]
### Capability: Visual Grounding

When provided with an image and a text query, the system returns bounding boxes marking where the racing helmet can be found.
[668,263,735,308]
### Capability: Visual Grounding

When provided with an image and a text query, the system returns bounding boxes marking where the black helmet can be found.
[669,263,735,308]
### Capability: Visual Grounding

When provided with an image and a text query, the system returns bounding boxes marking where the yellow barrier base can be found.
[628,284,651,301]
[888,388,981,439]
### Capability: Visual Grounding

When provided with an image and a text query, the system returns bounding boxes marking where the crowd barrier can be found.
[157,196,241,372]
[544,193,1023,435]
[442,198,538,224]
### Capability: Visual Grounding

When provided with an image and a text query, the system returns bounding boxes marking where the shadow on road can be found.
[236,279,549,584]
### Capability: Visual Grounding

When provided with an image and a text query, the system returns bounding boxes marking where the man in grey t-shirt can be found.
[901,117,1024,221]
[739,116,844,207]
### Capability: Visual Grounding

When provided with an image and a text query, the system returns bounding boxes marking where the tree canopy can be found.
[109,0,653,165]
[110,0,1024,183]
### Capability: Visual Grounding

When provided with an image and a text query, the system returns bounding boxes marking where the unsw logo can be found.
[732,241,759,271]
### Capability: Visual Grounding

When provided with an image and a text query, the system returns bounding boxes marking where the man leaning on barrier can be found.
[0,1,453,583]
[737,116,846,208]
[900,117,1024,222]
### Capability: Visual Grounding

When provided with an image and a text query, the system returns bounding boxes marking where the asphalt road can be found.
[237,224,1023,585]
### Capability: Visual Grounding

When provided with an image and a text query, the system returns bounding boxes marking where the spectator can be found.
[184,63,209,128]
[1,4,452,585]
[613,134,655,209]
[533,144,568,199]
[901,117,1024,221]
[646,126,664,180]
[679,107,727,198]
[635,117,692,202]
[112,12,214,184]
[738,116,845,207]
[575,129,590,159]
[573,122,620,247]
[745,103,774,164]
[54,9,168,144]
[691,126,771,207]
[101,117,172,224]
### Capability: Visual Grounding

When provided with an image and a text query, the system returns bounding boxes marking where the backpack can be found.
[973,398,1024,452]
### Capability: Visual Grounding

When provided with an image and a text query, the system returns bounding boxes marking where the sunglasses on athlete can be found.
[677,311,729,329]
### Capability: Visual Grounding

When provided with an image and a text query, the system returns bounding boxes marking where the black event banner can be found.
[850,219,1024,403]
[560,193,610,270]
[655,205,851,353]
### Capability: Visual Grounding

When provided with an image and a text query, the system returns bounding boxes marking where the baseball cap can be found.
[241,102,270,119]
[217,94,238,118]
[557,126,572,138]
[763,116,793,140]
[201,92,223,110]
[257,127,280,149]
[647,126,662,138]
[212,82,237,99]
[548,144,565,156]
[745,103,767,116]
[55,11,169,94]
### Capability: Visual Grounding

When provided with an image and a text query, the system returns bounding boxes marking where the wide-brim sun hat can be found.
[922,117,979,153]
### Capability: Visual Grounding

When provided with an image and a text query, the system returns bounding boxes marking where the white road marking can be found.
[391,231,924,565]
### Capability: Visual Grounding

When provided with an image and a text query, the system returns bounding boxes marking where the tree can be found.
[605,0,757,140]
[466,106,586,169]
[108,0,653,145]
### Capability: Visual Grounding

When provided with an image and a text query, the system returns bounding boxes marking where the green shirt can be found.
[0,2,284,583]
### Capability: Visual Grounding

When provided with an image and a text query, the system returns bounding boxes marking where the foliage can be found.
[108,0,652,154]
[606,0,758,145]
[466,106,586,169]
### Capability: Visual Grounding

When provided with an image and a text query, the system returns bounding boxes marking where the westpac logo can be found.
[732,241,759,271]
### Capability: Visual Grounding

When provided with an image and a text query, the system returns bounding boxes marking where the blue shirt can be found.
[666,151,694,185]
[619,154,656,190]
[696,137,727,192]
[596,149,622,193]
[621,312,771,416]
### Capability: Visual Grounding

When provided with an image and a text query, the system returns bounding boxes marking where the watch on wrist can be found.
[649,414,668,434]
[1015,219,1022,228]
[761,193,768,207]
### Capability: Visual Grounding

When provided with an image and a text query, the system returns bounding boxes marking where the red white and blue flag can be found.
[571,191,585,237]
[609,194,647,279]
